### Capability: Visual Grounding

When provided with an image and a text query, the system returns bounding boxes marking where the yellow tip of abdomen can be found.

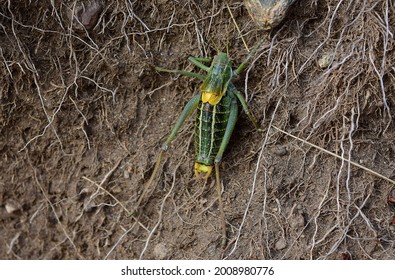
[194,162,213,179]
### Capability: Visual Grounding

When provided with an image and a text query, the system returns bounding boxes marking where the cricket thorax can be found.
[199,53,233,106]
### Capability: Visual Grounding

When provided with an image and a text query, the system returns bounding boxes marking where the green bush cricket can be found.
[138,40,264,246]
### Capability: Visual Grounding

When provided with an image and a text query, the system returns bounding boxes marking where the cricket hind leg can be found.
[135,150,165,213]
[135,94,200,213]
[213,99,239,247]
[215,162,227,248]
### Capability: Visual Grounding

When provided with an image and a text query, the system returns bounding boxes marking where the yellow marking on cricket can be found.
[202,91,223,105]
[194,162,213,178]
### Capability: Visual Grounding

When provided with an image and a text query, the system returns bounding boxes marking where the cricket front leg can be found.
[155,66,205,81]
[188,56,212,72]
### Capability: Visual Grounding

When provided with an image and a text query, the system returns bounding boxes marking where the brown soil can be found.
[1,0,395,260]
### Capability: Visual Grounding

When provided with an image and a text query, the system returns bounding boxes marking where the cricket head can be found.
[200,52,233,105]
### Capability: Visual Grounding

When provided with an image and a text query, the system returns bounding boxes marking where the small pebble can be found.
[275,238,287,250]
[112,186,122,194]
[274,146,288,157]
[73,1,103,32]
[5,202,18,214]
[290,214,305,229]
[154,243,169,259]
[123,169,130,179]
[318,53,333,69]
[244,0,296,30]
[388,188,395,212]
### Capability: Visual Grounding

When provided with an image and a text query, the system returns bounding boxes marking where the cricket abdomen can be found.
[195,95,232,167]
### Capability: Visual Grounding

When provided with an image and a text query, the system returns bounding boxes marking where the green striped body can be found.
[195,94,234,166]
